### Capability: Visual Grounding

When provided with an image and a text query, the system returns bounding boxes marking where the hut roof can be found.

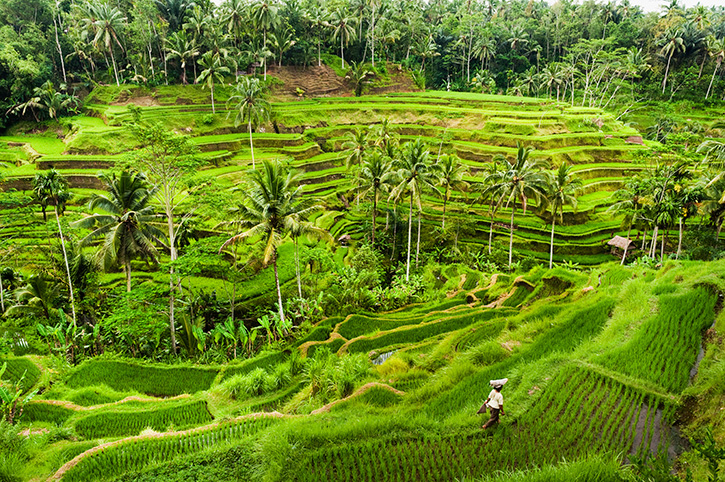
[607,236,633,250]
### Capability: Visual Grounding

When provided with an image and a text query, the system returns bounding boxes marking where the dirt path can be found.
[31,394,190,412]
[311,383,405,415]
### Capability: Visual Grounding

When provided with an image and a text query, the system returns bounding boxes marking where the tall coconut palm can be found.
[484,144,549,268]
[33,170,76,326]
[5,274,61,321]
[303,4,327,67]
[165,31,199,85]
[251,0,279,80]
[432,155,469,230]
[270,27,296,67]
[329,8,357,69]
[341,128,370,169]
[474,156,504,255]
[227,77,271,169]
[196,52,230,114]
[154,0,192,32]
[90,2,126,87]
[542,164,581,269]
[706,37,725,100]
[390,138,436,281]
[74,172,164,293]
[357,151,396,247]
[658,27,685,95]
[220,160,321,324]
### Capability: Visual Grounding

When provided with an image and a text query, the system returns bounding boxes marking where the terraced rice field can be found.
[10,259,719,481]
[0,86,649,267]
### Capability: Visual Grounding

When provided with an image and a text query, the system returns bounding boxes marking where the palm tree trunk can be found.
[706,62,720,99]
[390,204,397,262]
[110,46,120,87]
[406,194,413,281]
[295,237,302,298]
[55,208,76,327]
[549,214,556,269]
[372,187,378,246]
[488,210,494,255]
[249,120,256,169]
[641,228,647,250]
[318,38,321,67]
[0,274,4,313]
[341,34,345,70]
[416,210,421,268]
[661,229,666,261]
[273,251,285,323]
[211,84,216,114]
[677,218,683,260]
[621,224,632,265]
[53,14,67,84]
[442,186,449,230]
[650,226,659,257]
[662,51,673,95]
[508,201,516,269]
[125,259,132,293]
[263,30,268,81]
[168,214,178,355]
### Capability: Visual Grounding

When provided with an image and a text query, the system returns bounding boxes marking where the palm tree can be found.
[154,0,192,32]
[346,61,373,97]
[90,2,126,87]
[432,155,469,230]
[5,274,61,321]
[33,170,76,326]
[607,177,645,264]
[484,144,549,268]
[270,27,296,67]
[220,160,321,324]
[224,0,246,47]
[251,0,279,80]
[342,128,370,169]
[474,156,504,255]
[74,172,164,293]
[542,164,581,269]
[329,8,357,69]
[304,4,328,67]
[227,77,271,169]
[390,138,436,281]
[706,37,725,100]
[541,63,565,100]
[507,23,529,52]
[474,35,496,71]
[658,27,685,95]
[165,31,199,85]
[357,151,396,246]
[196,52,230,114]
[11,81,76,122]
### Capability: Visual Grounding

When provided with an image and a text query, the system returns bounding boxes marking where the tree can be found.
[542,164,581,269]
[196,52,230,114]
[33,170,76,326]
[270,27,296,67]
[357,151,396,247]
[220,160,321,324]
[329,8,357,69]
[432,154,469,230]
[129,124,200,355]
[484,144,549,268]
[74,172,165,293]
[154,0,192,32]
[251,0,279,80]
[11,81,77,122]
[89,2,127,87]
[165,31,199,85]
[658,27,685,95]
[706,37,725,100]
[226,77,271,170]
[608,177,646,264]
[390,138,436,281]
[346,61,373,97]
[5,274,61,321]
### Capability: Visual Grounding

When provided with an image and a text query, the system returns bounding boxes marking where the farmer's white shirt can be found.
[487,389,503,409]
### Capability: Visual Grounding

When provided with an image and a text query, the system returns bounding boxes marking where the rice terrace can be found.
[3,0,725,481]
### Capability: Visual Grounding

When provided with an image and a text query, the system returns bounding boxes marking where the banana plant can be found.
[191,325,206,355]
[257,314,274,345]
[0,363,38,423]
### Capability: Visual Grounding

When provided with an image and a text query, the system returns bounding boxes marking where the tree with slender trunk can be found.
[607,177,645,265]
[165,31,199,85]
[197,52,230,114]
[220,161,322,324]
[706,38,725,100]
[227,77,272,170]
[74,172,165,293]
[33,170,76,326]
[270,27,296,67]
[90,3,127,87]
[390,138,436,281]
[252,0,279,80]
[329,8,357,69]
[658,27,685,95]
[432,154,469,230]
[483,143,549,268]
[129,124,200,355]
[474,156,504,255]
[541,164,581,269]
[357,151,396,247]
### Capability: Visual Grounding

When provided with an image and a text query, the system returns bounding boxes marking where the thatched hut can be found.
[607,236,634,260]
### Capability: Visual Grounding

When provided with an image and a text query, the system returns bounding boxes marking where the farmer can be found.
[482,384,505,429]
